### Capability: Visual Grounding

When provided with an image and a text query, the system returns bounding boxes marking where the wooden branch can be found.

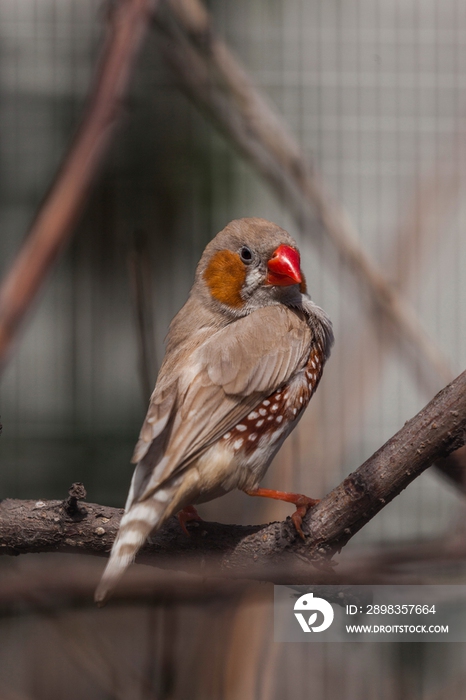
[0,0,153,373]
[0,557,245,611]
[1,370,465,586]
[2,530,465,611]
[435,445,466,491]
[155,0,452,393]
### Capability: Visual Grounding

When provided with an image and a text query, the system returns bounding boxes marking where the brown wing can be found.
[204,307,310,395]
[131,384,177,464]
[133,305,311,502]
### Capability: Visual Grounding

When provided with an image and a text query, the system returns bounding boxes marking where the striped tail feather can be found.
[94,490,174,606]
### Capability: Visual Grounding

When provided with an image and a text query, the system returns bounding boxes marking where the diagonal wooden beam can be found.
[0,0,154,373]
[156,0,452,394]
[303,158,463,489]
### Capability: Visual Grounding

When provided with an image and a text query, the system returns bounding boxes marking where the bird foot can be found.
[244,488,320,540]
[177,505,203,536]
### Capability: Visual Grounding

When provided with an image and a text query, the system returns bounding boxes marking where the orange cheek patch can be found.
[203,250,246,308]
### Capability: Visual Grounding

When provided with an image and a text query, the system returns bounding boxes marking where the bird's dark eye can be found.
[239,246,253,263]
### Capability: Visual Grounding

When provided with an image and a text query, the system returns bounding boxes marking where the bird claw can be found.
[177,505,203,536]
[291,497,320,540]
[244,487,319,540]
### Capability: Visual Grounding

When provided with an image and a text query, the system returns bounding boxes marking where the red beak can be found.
[266,244,302,286]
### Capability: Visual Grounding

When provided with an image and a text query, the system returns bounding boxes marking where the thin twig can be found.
[0,0,153,373]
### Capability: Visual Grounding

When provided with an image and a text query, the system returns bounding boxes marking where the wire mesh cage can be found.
[0,0,466,697]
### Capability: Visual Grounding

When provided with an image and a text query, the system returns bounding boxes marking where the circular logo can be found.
[294,592,334,632]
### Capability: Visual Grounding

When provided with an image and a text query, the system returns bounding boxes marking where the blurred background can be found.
[1,0,466,697]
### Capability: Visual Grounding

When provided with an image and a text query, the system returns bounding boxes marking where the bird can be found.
[95,217,333,605]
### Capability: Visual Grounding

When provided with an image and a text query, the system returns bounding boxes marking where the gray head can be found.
[193,218,307,318]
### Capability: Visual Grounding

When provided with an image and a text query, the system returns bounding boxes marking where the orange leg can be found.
[177,505,203,535]
[243,488,320,540]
